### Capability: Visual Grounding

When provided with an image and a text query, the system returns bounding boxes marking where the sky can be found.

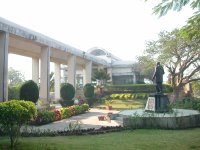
[0,0,195,79]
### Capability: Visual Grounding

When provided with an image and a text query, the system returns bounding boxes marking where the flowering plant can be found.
[74,96,85,105]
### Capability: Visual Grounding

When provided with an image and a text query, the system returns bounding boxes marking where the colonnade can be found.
[0,31,94,102]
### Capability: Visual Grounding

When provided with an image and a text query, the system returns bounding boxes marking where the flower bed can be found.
[31,104,89,125]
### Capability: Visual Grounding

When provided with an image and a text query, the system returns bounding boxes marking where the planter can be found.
[106,106,112,110]
[98,116,107,121]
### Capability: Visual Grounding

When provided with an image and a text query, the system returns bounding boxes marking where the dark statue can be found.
[152,62,165,93]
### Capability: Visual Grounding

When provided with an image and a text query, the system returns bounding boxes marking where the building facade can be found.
[87,47,143,84]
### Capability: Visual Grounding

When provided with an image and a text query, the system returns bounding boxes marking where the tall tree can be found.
[145,0,200,16]
[8,67,25,86]
[141,29,200,100]
[136,55,156,80]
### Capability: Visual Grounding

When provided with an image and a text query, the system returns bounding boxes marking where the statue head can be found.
[157,62,160,66]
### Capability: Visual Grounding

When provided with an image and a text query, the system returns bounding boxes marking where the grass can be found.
[98,99,146,110]
[1,128,200,150]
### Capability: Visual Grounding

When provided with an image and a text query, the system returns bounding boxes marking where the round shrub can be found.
[60,83,75,106]
[84,83,94,107]
[20,80,39,103]
[83,83,94,98]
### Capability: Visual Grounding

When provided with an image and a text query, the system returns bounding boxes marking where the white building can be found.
[87,47,143,85]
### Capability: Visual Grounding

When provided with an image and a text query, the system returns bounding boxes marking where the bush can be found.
[171,98,200,111]
[84,83,94,98]
[8,84,21,100]
[107,84,173,94]
[61,107,71,119]
[84,83,94,107]
[20,80,39,103]
[0,100,36,148]
[34,111,55,125]
[60,83,75,106]
[82,103,89,112]
[52,109,62,121]
[31,104,89,125]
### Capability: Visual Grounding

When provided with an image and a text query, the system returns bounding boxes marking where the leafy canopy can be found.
[92,69,110,82]
[145,0,200,17]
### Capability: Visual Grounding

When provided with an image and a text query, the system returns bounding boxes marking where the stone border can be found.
[121,111,200,129]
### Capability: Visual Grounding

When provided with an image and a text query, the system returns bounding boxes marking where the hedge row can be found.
[106,84,173,94]
[31,104,89,125]
[110,93,149,100]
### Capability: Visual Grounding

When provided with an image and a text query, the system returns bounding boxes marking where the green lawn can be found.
[1,128,200,150]
[98,99,146,110]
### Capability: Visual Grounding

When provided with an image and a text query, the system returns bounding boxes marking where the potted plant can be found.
[105,100,113,110]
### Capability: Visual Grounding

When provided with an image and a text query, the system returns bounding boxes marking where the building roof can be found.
[0,17,109,66]
[88,47,135,67]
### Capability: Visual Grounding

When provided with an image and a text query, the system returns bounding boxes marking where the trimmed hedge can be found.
[106,84,173,94]
[20,80,39,103]
[110,93,149,100]
[84,83,94,98]
[31,104,89,125]
[60,83,75,106]
[84,83,95,107]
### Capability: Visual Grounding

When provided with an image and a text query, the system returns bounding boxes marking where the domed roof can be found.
[87,47,121,62]
[87,47,109,56]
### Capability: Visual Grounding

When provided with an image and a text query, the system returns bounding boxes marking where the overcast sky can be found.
[0,0,194,79]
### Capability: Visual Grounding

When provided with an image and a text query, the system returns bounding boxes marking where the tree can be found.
[136,54,156,80]
[192,81,200,97]
[8,67,25,86]
[92,69,110,84]
[145,0,200,17]
[140,29,200,100]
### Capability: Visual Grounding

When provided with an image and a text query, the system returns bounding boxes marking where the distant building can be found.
[87,47,143,84]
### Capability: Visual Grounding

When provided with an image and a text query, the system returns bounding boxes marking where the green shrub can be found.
[82,104,89,112]
[84,83,94,98]
[20,80,39,103]
[31,104,89,125]
[35,111,55,125]
[84,83,95,107]
[61,107,71,119]
[60,83,75,106]
[74,105,83,115]
[171,98,200,111]
[0,100,36,148]
[8,84,21,100]
[107,84,173,94]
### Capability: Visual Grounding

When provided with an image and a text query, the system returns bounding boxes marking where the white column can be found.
[133,73,136,84]
[40,46,50,104]
[32,57,39,85]
[83,61,92,84]
[67,55,76,87]
[107,67,112,83]
[54,62,60,100]
[0,31,9,102]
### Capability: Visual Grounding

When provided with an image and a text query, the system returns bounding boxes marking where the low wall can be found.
[123,114,200,129]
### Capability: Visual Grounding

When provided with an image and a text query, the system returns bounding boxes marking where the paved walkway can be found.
[28,109,122,132]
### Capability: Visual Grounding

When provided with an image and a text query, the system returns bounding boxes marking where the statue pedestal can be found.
[145,94,169,113]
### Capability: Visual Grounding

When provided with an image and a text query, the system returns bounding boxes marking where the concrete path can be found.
[27,109,121,132]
